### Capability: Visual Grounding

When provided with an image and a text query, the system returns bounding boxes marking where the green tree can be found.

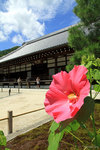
[67,0,100,71]
[0,46,20,57]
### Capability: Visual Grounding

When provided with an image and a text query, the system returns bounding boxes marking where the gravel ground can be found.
[0,88,49,136]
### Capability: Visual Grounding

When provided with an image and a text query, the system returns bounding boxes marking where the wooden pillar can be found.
[8,111,13,134]
[65,54,67,66]
[8,65,10,82]
[25,63,27,72]
[15,65,16,73]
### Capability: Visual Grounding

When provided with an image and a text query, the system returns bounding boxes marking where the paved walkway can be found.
[0,88,51,137]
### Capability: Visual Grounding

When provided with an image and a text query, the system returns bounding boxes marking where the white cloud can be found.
[0,0,76,44]
[12,34,24,44]
[0,31,7,41]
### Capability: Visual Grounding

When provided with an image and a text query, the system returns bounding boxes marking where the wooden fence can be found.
[0,107,44,134]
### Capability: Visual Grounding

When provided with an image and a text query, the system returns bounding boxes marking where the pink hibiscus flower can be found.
[44,65,90,123]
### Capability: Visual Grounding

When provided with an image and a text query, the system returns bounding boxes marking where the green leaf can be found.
[97,129,100,134]
[97,81,100,85]
[60,120,80,136]
[60,117,74,132]
[5,148,10,150]
[0,130,4,136]
[85,61,92,68]
[48,132,59,150]
[64,125,72,133]
[60,119,80,135]
[75,96,95,123]
[48,121,65,150]
[0,133,7,146]
[48,129,64,150]
[94,70,100,80]
[93,134,100,147]
[50,121,59,132]
[93,58,100,67]
[94,84,100,92]
[69,120,80,131]
[86,68,94,81]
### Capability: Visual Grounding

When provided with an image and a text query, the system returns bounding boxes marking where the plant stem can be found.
[61,140,74,146]
[89,68,92,98]
[80,123,93,140]
[72,130,79,150]
[66,129,84,145]
[91,112,97,148]
[90,85,92,98]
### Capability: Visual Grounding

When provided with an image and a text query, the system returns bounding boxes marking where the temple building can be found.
[0,26,74,82]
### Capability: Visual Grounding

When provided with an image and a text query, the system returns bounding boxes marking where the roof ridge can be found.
[25,25,74,45]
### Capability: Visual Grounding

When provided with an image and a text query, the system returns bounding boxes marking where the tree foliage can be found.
[67,0,100,71]
[74,0,100,26]
[0,46,20,57]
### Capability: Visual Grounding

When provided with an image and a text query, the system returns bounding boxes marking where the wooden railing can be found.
[0,108,45,134]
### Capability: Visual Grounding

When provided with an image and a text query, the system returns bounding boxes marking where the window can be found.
[57,62,66,66]
[49,68,55,79]
[48,58,55,68]
[57,57,65,62]
[26,63,31,71]
[21,64,25,71]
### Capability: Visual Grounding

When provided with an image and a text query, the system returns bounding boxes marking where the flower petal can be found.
[44,88,68,117]
[69,65,88,84]
[52,103,72,123]
[50,71,73,94]
[44,65,90,123]
[69,65,89,94]
[80,79,90,95]
[71,107,79,117]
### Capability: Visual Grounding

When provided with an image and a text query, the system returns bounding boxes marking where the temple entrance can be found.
[31,63,48,80]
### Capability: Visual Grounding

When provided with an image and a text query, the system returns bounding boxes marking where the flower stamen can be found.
[68,93,78,104]
[68,93,77,100]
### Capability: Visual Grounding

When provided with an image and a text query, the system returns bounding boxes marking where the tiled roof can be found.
[0,25,73,63]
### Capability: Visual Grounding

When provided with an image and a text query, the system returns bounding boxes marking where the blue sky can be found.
[0,0,79,51]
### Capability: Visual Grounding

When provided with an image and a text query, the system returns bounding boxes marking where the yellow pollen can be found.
[68,93,77,100]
